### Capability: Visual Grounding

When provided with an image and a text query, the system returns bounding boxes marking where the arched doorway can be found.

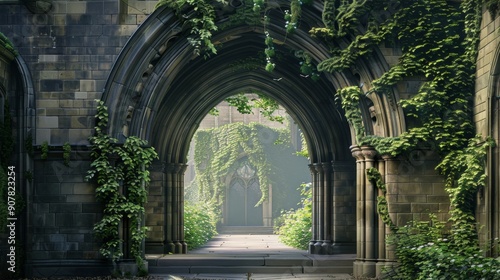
[226,159,263,227]
[483,44,500,256]
[101,4,401,257]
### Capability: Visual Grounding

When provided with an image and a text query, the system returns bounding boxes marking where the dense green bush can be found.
[184,203,218,250]
[274,183,311,250]
[386,214,500,280]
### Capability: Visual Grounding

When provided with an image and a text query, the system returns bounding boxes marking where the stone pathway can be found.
[189,233,307,254]
[147,228,354,280]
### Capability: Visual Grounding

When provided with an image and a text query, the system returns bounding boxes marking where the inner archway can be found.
[184,94,310,239]
[100,4,382,255]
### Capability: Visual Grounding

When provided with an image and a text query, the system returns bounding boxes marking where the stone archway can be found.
[101,3,403,260]
[482,43,500,255]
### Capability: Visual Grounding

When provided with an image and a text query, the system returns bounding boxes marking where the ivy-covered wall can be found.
[190,122,309,222]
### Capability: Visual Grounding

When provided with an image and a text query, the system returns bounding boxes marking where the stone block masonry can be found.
[0,1,158,146]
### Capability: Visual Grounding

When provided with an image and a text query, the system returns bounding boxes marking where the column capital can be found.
[361,146,377,161]
[321,162,333,173]
[350,145,364,161]
[381,154,394,161]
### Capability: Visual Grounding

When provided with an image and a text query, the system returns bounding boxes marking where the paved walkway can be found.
[189,232,308,254]
[147,229,354,280]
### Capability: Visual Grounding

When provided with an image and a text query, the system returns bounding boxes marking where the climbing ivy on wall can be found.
[328,0,484,226]
[322,0,500,277]
[209,92,285,123]
[86,101,158,273]
[193,122,290,209]
[156,0,225,56]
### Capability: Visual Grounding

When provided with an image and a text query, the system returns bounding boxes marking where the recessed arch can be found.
[484,42,500,255]
[101,4,404,255]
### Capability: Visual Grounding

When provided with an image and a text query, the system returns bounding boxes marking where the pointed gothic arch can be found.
[101,3,405,262]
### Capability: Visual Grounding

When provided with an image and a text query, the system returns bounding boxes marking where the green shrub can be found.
[274,183,311,250]
[386,214,500,280]
[184,203,218,250]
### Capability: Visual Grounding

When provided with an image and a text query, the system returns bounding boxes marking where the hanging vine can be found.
[86,100,158,273]
[156,0,226,56]
[193,122,290,209]
[366,167,397,232]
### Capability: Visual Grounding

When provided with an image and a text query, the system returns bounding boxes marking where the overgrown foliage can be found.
[156,0,226,56]
[209,93,285,123]
[184,203,218,250]
[193,122,290,208]
[274,183,311,250]
[385,215,500,280]
[325,0,498,277]
[86,100,158,273]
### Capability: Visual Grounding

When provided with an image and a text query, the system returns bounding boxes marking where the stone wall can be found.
[474,6,500,251]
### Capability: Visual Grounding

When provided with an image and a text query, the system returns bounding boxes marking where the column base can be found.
[354,260,395,278]
[163,241,176,254]
[309,242,356,255]
[353,260,376,278]
[145,241,164,254]
[331,242,356,254]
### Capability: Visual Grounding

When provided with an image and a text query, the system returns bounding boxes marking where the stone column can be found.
[309,161,339,254]
[309,163,320,253]
[377,156,387,262]
[321,162,334,254]
[351,145,379,277]
[351,145,365,273]
[362,146,377,267]
[163,162,187,254]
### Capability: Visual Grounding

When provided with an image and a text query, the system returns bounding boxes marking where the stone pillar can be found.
[321,162,334,254]
[362,146,377,265]
[309,163,320,253]
[163,162,188,254]
[381,154,398,267]
[309,162,338,254]
[351,145,378,277]
[377,156,387,263]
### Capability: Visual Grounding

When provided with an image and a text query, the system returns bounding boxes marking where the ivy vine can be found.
[86,100,158,272]
[156,0,226,56]
[209,92,285,123]
[63,142,71,167]
[366,167,397,232]
[328,0,493,259]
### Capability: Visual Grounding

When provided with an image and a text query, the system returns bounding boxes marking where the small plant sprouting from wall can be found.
[40,141,49,160]
[86,100,158,273]
[63,142,71,166]
[24,132,33,157]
